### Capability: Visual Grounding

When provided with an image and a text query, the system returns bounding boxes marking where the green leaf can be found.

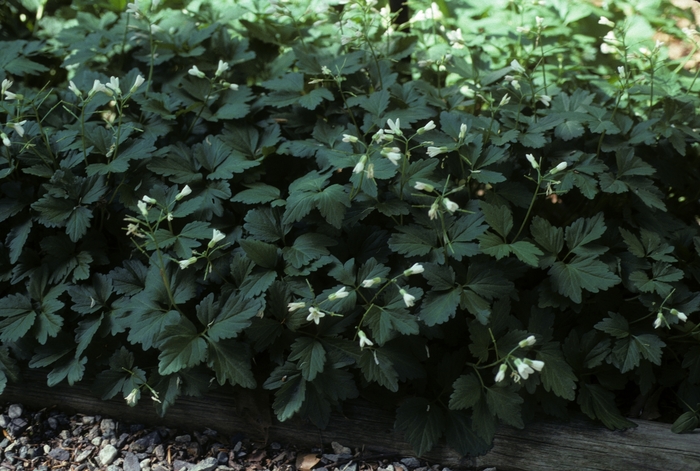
[0,293,36,343]
[446,212,487,260]
[578,383,637,430]
[239,238,278,269]
[671,411,699,433]
[388,225,438,258]
[537,343,577,400]
[157,317,207,375]
[632,334,665,365]
[471,397,497,442]
[479,201,512,238]
[289,337,327,381]
[485,385,524,428]
[204,294,263,342]
[364,305,420,344]
[298,87,334,110]
[47,356,87,387]
[444,410,492,457]
[530,216,563,265]
[419,289,461,326]
[549,256,620,303]
[207,339,256,388]
[359,349,399,392]
[479,233,542,267]
[6,218,32,264]
[273,373,307,421]
[615,147,655,178]
[594,312,629,339]
[283,233,336,270]
[449,373,482,410]
[565,213,606,255]
[244,207,289,243]
[75,314,103,356]
[629,262,684,297]
[395,398,445,456]
[231,183,281,204]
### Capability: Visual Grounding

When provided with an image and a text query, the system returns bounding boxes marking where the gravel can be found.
[0,402,488,471]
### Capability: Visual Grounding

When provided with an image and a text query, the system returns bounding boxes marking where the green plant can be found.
[1,0,700,458]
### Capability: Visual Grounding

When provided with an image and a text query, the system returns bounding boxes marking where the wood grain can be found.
[2,369,698,471]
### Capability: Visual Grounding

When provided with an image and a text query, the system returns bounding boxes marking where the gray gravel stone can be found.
[401,458,421,468]
[123,452,140,471]
[130,430,161,452]
[75,448,94,462]
[100,418,116,438]
[173,460,191,471]
[98,444,119,466]
[7,404,23,419]
[48,447,70,461]
[190,457,218,471]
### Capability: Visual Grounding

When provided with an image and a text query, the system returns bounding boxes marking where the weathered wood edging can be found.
[2,370,698,471]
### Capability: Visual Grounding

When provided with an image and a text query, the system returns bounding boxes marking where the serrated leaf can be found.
[633,334,665,365]
[365,305,420,344]
[239,238,279,269]
[422,263,456,291]
[444,410,492,457]
[75,314,103,356]
[47,356,87,387]
[671,411,699,433]
[6,218,32,264]
[0,293,35,342]
[272,374,307,421]
[419,289,461,326]
[289,337,327,381]
[395,398,445,456]
[388,225,438,257]
[537,343,577,400]
[231,183,281,204]
[207,339,256,388]
[565,213,606,255]
[471,397,497,442]
[283,233,335,270]
[244,207,288,243]
[549,256,620,303]
[479,201,513,238]
[449,373,482,410]
[359,349,398,392]
[578,383,637,430]
[446,212,487,260]
[157,317,207,375]
[594,312,629,339]
[206,294,263,342]
[485,385,524,428]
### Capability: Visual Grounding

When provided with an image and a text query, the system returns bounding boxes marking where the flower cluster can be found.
[494,335,545,384]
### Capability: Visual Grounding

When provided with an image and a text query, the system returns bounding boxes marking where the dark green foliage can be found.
[1,0,700,459]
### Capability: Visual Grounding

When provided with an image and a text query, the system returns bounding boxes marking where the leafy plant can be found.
[1,0,700,458]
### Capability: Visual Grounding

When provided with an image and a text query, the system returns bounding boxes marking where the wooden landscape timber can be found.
[2,369,698,471]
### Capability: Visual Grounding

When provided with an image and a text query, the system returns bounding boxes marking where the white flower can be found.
[519,335,536,348]
[358,330,373,348]
[598,16,615,27]
[4,90,17,100]
[9,120,26,138]
[126,1,141,16]
[188,65,206,79]
[150,24,162,34]
[342,134,359,143]
[329,287,350,300]
[321,65,332,75]
[1,133,10,147]
[653,312,665,329]
[141,195,157,204]
[215,60,230,78]
[618,66,626,80]
[89,80,111,97]
[442,197,458,213]
[516,26,531,34]
[404,263,424,276]
[106,76,121,95]
[307,307,325,325]
[287,301,306,312]
[526,154,539,169]
[125,388,139,406]
[373,129,392,143]
[384,150,402,165]
[538,94,552,107]
[670,309,688,322]
[499,94,511,106]
[639,46,651,56]
[495,364,507,383]
[176,185,192,200]
[600,43,616,55]
[525,359,545,371]
[603,31,618,44]
[446,28,464,47]
[353,155,367,174]
[427,146,447,157]
[178,257,197,269]
[1,79,12,96]
[417,120,436,134]
[399,288,415,307]
[511,79,521,90]
[208,229,225,248]
[362,277,381,288]
[68,80,82,98]
[386,118,402,136]
[510,59,526,74]
[130,74,146,92]
[459,123,468,140]
[428,201,439,220]
[536,16,544,28]
[137,200,149,217]
[550,161,568,174]
[414,181,434,192]
[514,358,535,380]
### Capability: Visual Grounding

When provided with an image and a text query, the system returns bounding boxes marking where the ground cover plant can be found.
[1,0,700,458]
